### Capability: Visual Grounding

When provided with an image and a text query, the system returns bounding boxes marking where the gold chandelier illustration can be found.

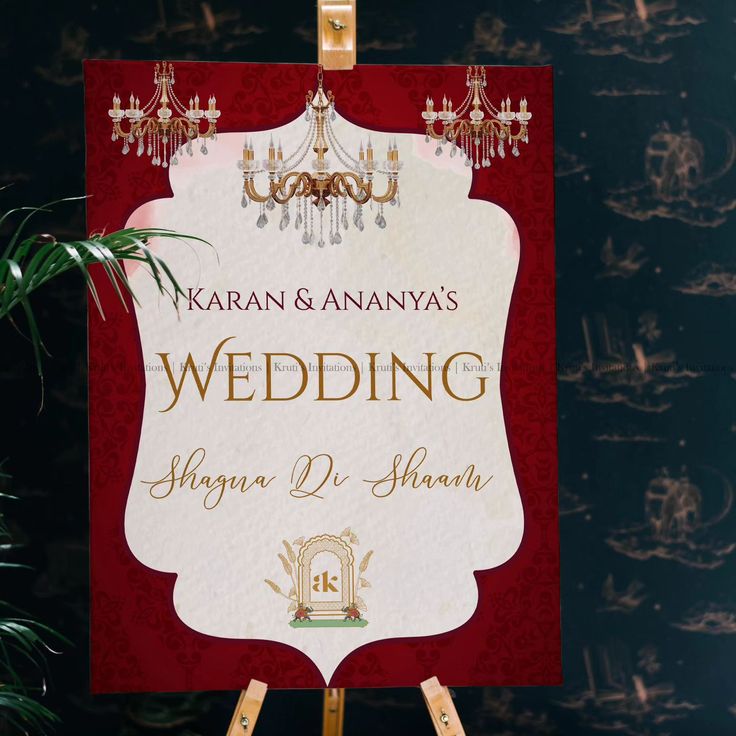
[422,66,531,169]
[240,68,401,246]
[108,61,220,168]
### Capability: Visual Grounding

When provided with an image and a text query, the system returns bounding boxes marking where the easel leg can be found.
[322,688,346,736]
[224,677,462,735]
[226,680,268,736]
[420,677,466,736]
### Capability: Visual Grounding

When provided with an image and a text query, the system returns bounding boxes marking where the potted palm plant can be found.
[0,195,201,733]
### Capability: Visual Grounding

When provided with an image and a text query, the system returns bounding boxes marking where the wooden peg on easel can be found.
[225,680,268,736]
[420,677,466,736]
[321,687,346,736]
[317,0,356,70]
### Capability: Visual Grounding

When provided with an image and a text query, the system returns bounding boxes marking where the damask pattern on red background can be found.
[85,61,558,692]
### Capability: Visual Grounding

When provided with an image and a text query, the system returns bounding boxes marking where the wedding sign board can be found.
[84,61,559,692]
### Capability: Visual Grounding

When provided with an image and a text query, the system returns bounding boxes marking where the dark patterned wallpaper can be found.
[1,1,734,734]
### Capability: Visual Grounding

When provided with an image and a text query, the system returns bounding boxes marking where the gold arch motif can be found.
[297,534,355,616]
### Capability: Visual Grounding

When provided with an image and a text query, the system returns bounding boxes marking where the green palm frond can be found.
[0,459,15,544]
[0,196,208,376]
[1,463,68,734]
[0,691,60,733]
[0,196,206,732]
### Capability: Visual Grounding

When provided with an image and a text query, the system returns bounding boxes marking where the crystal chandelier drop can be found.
[107,61,221,168]
[239,68,401,247]
[422,66,531,170]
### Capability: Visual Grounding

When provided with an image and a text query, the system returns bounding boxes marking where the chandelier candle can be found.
[422,65,532,170]
[240,68,401,247]
[108,61,221,168]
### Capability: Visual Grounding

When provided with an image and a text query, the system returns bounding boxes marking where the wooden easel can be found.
[225,680,268,735]
[226,4,466,733]
[225,677,465,735]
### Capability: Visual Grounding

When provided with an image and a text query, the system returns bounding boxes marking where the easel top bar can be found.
[318,0,357,70]
[420,677,467,736]
[226,680,268,735]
